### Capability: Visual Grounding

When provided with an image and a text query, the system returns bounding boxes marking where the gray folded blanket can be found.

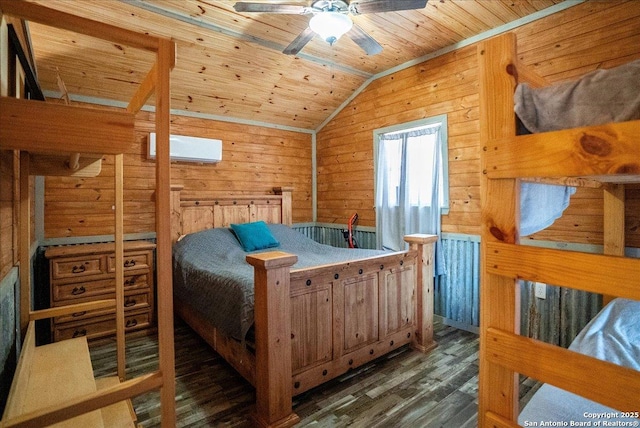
[515,59,640,133]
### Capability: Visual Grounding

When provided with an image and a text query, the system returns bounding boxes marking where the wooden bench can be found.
[1,321,137,427]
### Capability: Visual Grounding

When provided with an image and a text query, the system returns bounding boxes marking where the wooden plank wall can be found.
[43,110,313,238]
[9,1,640,248]
[316,0,640,248]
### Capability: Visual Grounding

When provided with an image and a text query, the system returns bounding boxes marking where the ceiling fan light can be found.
[309,12,353,45]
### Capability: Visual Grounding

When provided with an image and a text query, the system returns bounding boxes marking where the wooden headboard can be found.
[170,185,293,243]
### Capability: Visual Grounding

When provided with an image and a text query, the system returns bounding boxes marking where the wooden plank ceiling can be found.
[25,0,566,130]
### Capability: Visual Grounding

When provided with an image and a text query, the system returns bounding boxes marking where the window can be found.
[374,115,448,252]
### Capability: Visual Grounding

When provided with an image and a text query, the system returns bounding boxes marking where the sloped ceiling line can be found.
[315,0,585,132]
[121,0,374,79]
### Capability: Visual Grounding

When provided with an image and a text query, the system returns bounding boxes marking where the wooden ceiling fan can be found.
[233,0,428,55]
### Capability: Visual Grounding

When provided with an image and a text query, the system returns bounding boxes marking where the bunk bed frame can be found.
[477,32,640,427]
[170,185,438,427]
[0,1,176,426]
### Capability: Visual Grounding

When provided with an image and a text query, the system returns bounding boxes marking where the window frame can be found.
[373,114,450,216]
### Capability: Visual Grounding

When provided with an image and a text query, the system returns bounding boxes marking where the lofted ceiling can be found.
[23,0,570,131]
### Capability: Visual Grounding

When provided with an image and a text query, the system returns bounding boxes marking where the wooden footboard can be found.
[246,234,437,427]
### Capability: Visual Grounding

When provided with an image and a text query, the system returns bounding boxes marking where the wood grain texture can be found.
[170,186,437,424]
[170,186,293,242]
[316,1,640,250]
[485,121,640,181]
[10,2,638,249]
[247,251,299,427]
[477,27,640,428]
[23,0,565,130]
[43,110,312,239]
[487,327,640,412]
[477,33,520,426]
[486,241,640,300]
[0,97,135,155]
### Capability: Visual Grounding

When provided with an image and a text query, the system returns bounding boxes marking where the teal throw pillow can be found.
[230,221,280,252]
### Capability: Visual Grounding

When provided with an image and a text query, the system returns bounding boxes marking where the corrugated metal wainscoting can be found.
[436,234,481,333]
[519,280,601,348]
[293,223,377,250]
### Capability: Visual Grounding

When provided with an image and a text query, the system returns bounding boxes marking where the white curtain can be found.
[375,125,445,275]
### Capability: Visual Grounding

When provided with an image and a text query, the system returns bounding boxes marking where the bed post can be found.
[246,251,300,428]
[404,234,438,353]
[603,183,625,306]
[273,186,293,226]
[478,33,521,426]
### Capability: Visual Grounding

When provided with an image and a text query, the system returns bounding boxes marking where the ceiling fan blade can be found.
[283,27,315,55]
[349,0,428,15]
[233,2,307,14]
[347,24,383,55]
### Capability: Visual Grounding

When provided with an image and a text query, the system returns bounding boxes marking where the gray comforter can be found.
[173,224,386,340]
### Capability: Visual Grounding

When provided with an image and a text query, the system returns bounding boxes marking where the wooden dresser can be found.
[44,240,155,342]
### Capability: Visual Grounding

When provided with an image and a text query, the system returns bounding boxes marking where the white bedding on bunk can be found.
[518,298,640,425]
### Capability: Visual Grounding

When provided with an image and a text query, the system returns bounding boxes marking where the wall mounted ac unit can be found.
[148,133,222,163]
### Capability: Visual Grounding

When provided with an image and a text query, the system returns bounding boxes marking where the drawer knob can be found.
[71,286,86,295]
[124,299,137,307]
[73,329,87,338]
[72,311,86,317]
[124,277,137,286]
[72,265,86,274]
[124,259,137,268]
[126,319,138,328]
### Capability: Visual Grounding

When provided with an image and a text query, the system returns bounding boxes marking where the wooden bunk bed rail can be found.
[486,242,640,300]
[485,120,640,182]
[487,328,640,413]
[0,97,135,155]
[0,0,176,426]
[478,32,640,427]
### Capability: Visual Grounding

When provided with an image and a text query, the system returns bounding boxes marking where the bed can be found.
[169,185,438,427]
[477,32,640,427]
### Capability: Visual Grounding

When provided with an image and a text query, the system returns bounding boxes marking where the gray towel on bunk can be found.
[514,59,640,236]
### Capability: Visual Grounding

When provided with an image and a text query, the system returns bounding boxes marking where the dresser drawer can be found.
[123,272,151,289]
[53,273,151,302]
[52,278,114,302]
[51,256,105,280]
[54,290,151,324]
[53,310,151,342]
[108,251,152,273]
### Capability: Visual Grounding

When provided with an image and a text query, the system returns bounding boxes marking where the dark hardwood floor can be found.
[90,318,532,427]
